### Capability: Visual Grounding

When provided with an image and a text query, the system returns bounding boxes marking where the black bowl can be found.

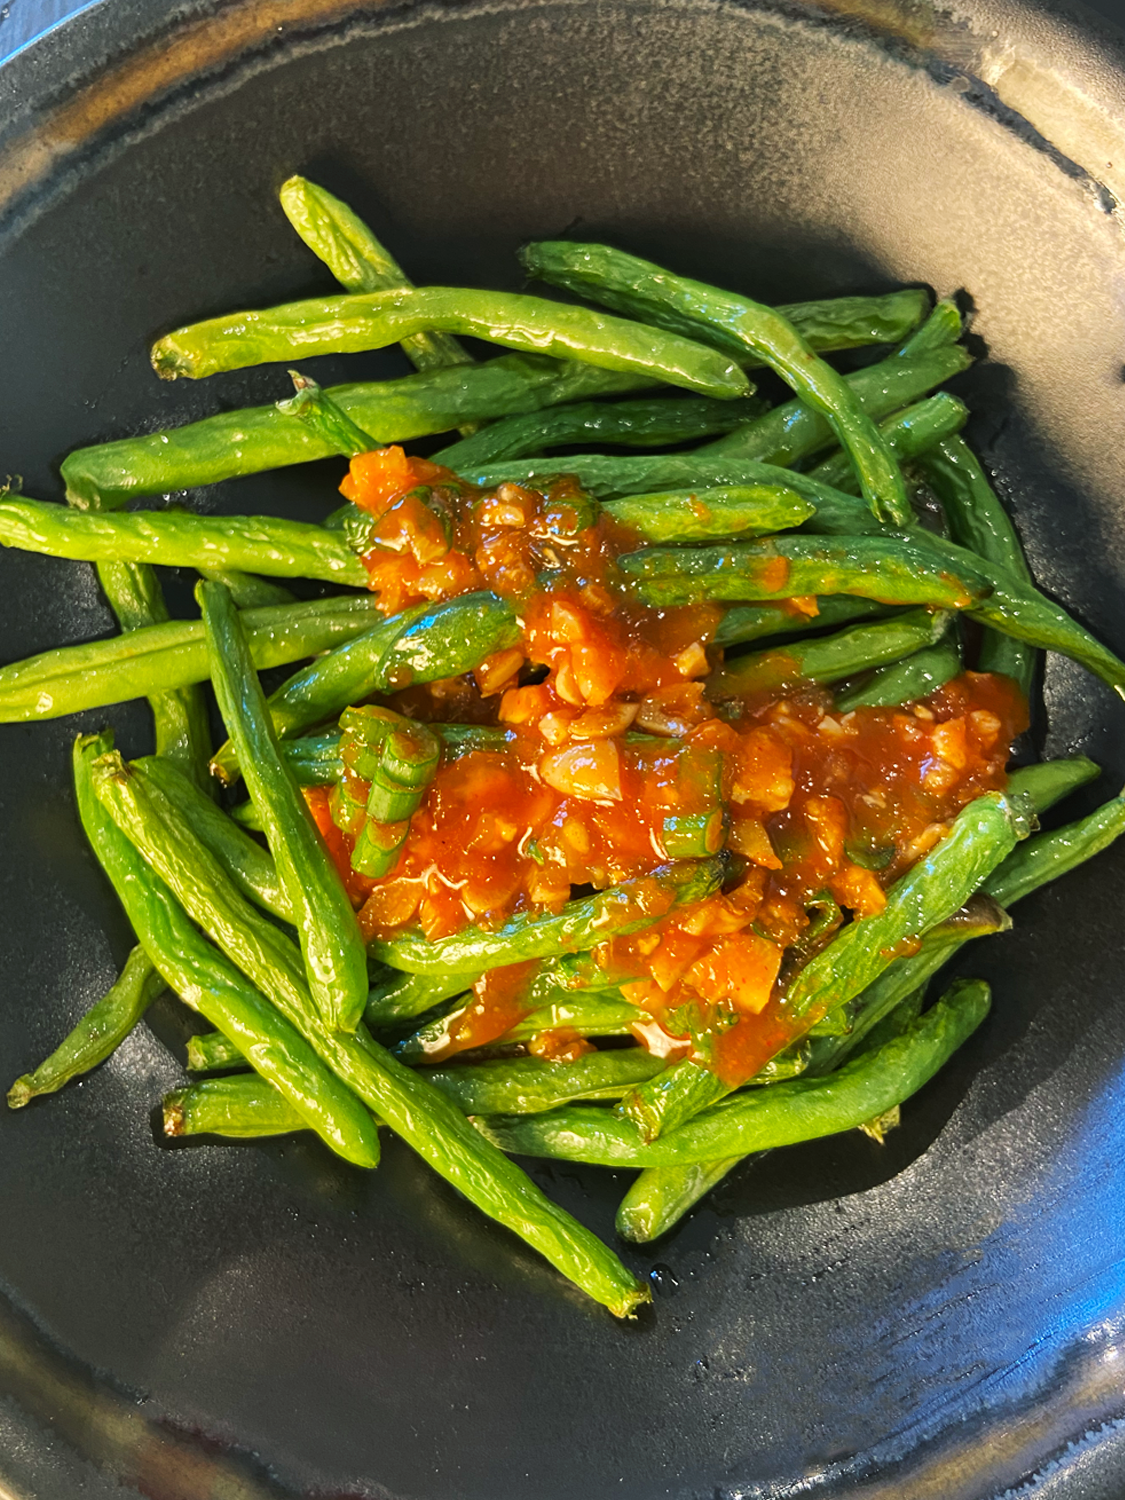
[4,1,1125,1495]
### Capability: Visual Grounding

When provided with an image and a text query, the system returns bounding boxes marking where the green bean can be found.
[714,597,901,649]
[186,1029,249,1072]
[371,857,725,976]
[394,984,625,1063]
[0,594,382,724]
[702,346,972,465]
[93,738,644,1312]
[74,732,380,1167]
[6,945,164,1108]
[278,372,378,456]
[200,581,369,1033]
[896,297,963,356]
[787,790,1030,1020]
[521,242,910,524]
[151,287,752,400]
[270,724,514,792]
[366,969,482,1030]
[474,978,990,1166]
[434,395,767,467]
[920,436,1037,694]
[133,756,291,921]
[834,625,963,710]
[164,1074,309,1138]
[61,356,659,505]
[808,392,968,494]
[197,569,296,608]
[463,454,887,537]
[775,289,931,353]
[618,758,1104,1238]
[620,532,990,610]
[707,607,950,700]
[623,530,1125,694]
[603,485,815,541]
[0,496,368,586]
[66,483,212,788]
[279,175,472,372]
[618,1060,727,1142]
[210,592,519,782]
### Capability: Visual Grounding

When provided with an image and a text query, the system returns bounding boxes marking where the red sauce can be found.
[330,448,1029,1087]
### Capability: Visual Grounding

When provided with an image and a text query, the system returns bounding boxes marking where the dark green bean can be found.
[0,496,368,586]
[92,739,645,1313]
[896,297,963,357]
[151,287,752,400]
[834,625,963,710]
[366,969,482,1030]
[714,597,901,649]
[371,857,725,976]
[60,356,659,504]
[617,757,1104,1238]
[774,289,931,353]
[474,978,990,1167]
[7,945,164,1108]
[279,175,471,372]
[434,395,767,467]
[210,592,519,782]
[520,242,910,524]
[920,436,1037,694]
[808,392,968,494]
[134,756,291,921]
[0,594,383,724]
[786,790,1029,1020]
[702,346,972,466]
[74,732,380,1168]
[707,607,950,701]
[200,581,369,1033]
[269,724,514,792]
[395,985,628,1063]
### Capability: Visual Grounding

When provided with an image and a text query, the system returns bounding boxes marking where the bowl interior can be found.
[2,2,1125,1496]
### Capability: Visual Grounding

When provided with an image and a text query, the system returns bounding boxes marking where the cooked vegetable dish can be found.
[6,175,1124,1318]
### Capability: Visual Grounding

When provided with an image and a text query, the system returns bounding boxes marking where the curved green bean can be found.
[475,978,990,1166]
[0,594,382,724]
[0,497,368,586]
[279,175,472,372]
[708,607,950,700]
[520,241,909,524]
[371,857,726,976]
[152,286,752,400]
[210,592,519,781]
[834,626,963,710]
[200,581,369,1033]
[7,945,164,1108]
[920,435,1037,694]
[808,392,968,494]
[74,732,380,1168]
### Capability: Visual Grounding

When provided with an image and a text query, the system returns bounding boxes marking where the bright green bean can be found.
[164,1074,309,1138]
[603,485,815,541]
[279,175,472,372]
[0,497,368,586]
[197,569,296,608]
[7,945,164,1108]
[151,287,752,400]
[186,1029,249,1072]
[0,594,382,724]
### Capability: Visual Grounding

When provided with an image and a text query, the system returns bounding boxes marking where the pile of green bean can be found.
[5,174,1125,1317]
